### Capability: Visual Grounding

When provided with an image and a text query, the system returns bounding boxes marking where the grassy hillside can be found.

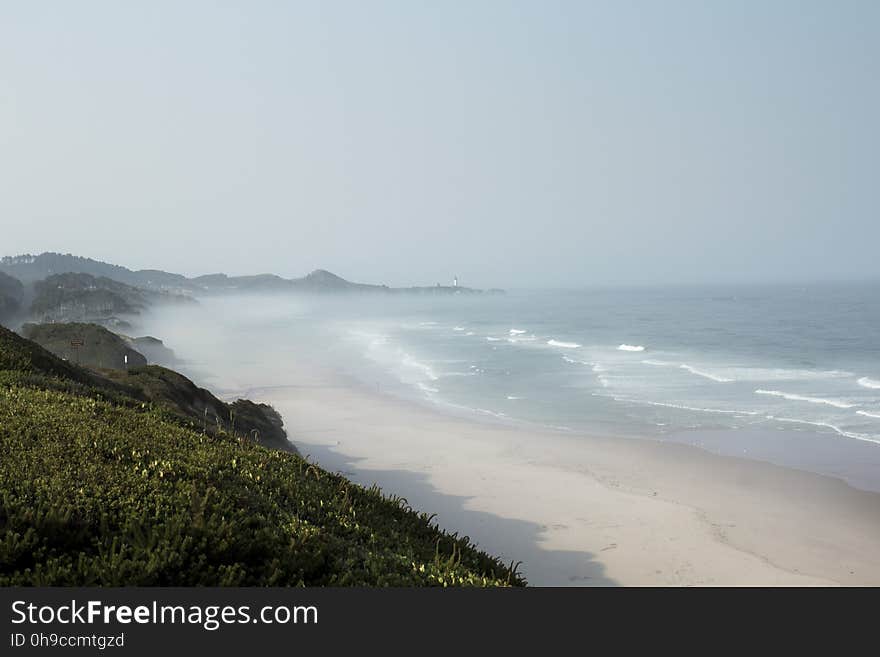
[101,364,297,454]
[0,326,523,586]
[22,322,149,370]
[16,322,294,454]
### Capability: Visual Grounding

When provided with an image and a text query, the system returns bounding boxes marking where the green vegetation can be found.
[17,322,293,454]
[0,252,190,290]
[0,325,524,586]
[28,272,193,327]
[100,364,297,454]
[22,322,148,370]
[30,273,147,325]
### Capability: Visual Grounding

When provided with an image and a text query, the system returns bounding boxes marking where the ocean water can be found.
[326,283,880,447]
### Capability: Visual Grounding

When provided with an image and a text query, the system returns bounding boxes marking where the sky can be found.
[1,1,878,288]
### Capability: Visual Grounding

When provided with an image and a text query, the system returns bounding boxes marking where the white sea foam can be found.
[506,395,523,400]
[547,339,581,349]
[640,358,734,382]
[754,389,857,409]
[618,344,645,352]
[857,410,880,419]
[725,368,850,382]
[614,397,760,416]
[592,364,607,373]
[417,383,439,394]
[486,336,502,342]
[679,364,734,383]
[858,377,880,390]
[401,354,439,381]
[641,360,850,383]
[768,416,880,445]
[509,329,527,335]
[453,326,465,332]
[475,408,509,419]
[465,332,475,336]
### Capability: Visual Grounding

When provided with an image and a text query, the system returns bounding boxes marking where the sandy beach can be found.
[227,363,880,587]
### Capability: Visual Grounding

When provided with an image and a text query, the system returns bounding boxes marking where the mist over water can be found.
[137,283,880,487]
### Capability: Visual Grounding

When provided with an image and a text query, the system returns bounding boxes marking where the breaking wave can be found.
[640,359,731,382]
[679,364,733,383]
[547,339,581,349]
[768,416,880,445]
[755,389,857,409]
[610,396,760,416]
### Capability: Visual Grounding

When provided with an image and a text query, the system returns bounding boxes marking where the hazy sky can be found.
[1,1,878,287]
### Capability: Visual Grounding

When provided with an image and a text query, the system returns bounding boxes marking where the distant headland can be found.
[0,252,503,296]
[0,252,503,328]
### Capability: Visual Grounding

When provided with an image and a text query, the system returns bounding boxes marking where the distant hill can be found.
[191,272,303,293]
[1,252,499,296]
[289,268,387,293]
[0,320,113,389]
[21,322,148,370]
[0,253,191,292]
[31,273,147,324]
[126,335,177,366]
[29,272,193,327]
[22,322,176,369]
[0,272,24,322]
[17,321,293,454]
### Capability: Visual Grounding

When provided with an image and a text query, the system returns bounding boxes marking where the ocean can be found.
[333,284,880,440]
[142,281,880,490]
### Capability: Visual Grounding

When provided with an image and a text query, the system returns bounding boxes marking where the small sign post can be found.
[69,338,84,365]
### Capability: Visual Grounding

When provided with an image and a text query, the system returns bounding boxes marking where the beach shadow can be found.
[295,439,618,587]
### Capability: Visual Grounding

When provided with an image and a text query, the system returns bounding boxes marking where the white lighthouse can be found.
[453,276,458,287]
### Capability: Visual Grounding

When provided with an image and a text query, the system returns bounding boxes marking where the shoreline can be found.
[230,363,880,586]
